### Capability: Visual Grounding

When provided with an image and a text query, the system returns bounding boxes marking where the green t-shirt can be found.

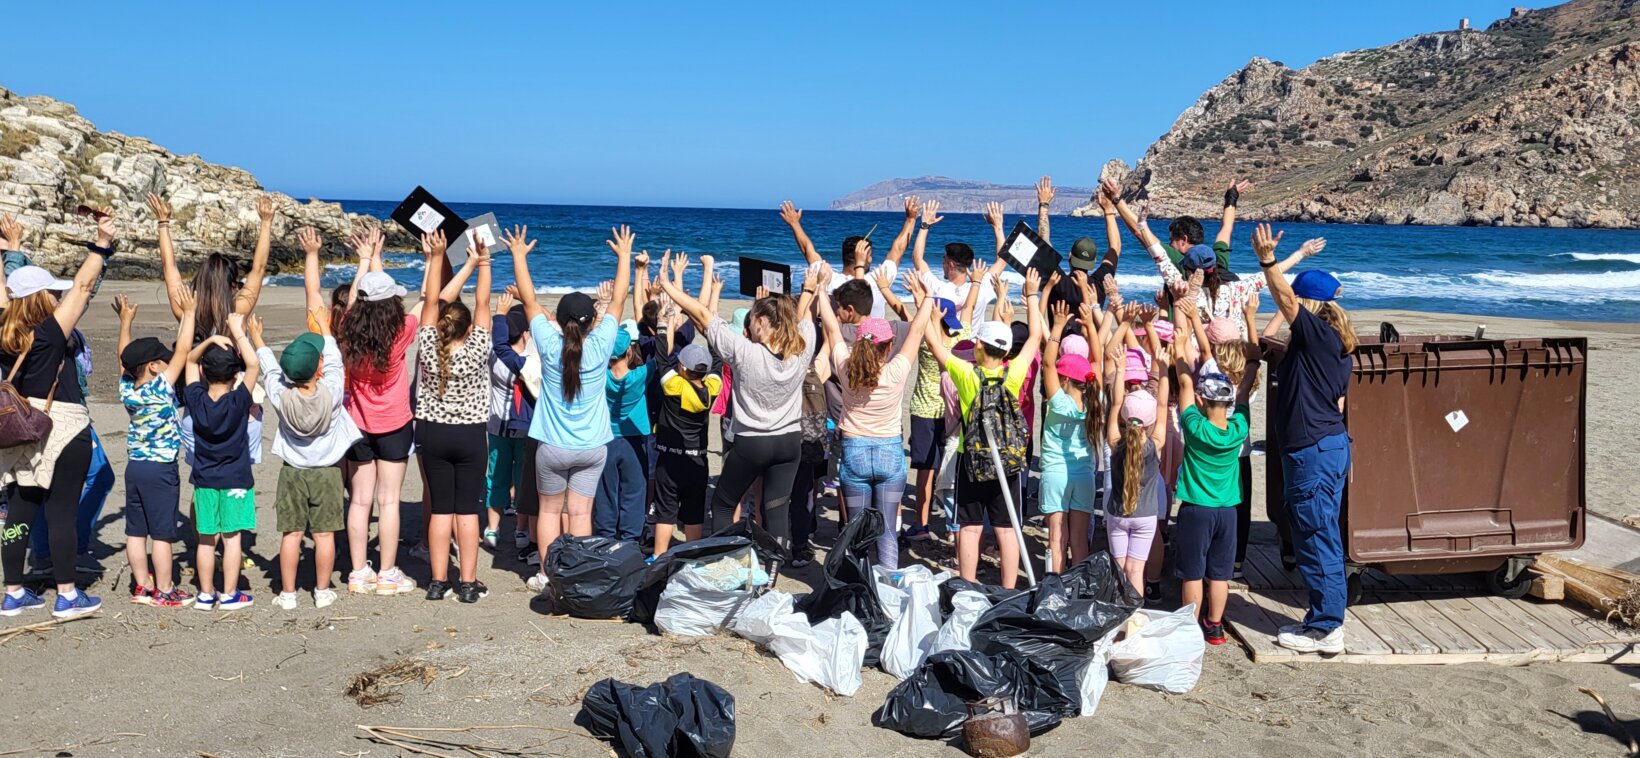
[945,354,1031,452]
[1163,240,1232,271]
[1175,403,1249,508]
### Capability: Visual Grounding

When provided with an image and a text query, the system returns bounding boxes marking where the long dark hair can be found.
[192,253,241,340]
[339,297,406,372]
[434,301,472,396]
[559,318,588,403]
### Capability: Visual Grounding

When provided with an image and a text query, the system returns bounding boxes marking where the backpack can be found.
[798,367,830,463]
[961,365,1028,483]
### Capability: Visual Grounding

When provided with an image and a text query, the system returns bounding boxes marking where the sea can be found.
[265,201,1640,323]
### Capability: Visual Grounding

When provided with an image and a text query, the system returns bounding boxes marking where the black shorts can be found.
[653,451,708,527]
[1174,503,1237,581]
[346,420,415,463]
[124,459,181,541]
[518,439,540,517]
[956,469,1021,527]
[908,416,945,470]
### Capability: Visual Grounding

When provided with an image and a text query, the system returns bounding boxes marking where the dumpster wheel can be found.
[1485,560,1533,599]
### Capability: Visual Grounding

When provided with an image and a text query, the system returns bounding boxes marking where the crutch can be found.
[981,416,1036,587]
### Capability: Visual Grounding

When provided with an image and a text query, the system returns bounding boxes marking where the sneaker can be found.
[503,505,517,516]
[904,525,932,542]
[1202,619,1228,646]
[1144,581,1163,608]
[1231,563,1246,581]
[788,551,815,569]
[1280,553,1298,573]
[216,591,254,610]
[347,564,378,594]
[193,593,217,610]
[373,567,417,595]
[75,554,105,574]
[314,588,338,609]
[526,573,550,593]
[482,530,499,549]
[513,530,530,550]
[131,585,156,606]
[152,587,192,608]
[273,591,299,611]
[644,555,658,566]
[1277,626,1345,654]
[456,581,489,603]
[1277,622,1305,636]
[518,546,541,566]
[1,588,45,616]
[425,580,452,601]
[52,591,101,618]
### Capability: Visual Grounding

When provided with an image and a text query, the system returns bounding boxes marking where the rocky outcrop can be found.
[1101,0,1640,228]
[830,175,1093,214]
[0,86,409,277]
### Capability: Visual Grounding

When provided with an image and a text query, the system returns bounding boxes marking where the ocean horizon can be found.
[258,199,1640,323]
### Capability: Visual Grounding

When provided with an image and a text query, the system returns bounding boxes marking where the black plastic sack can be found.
[937,577,1024,616]
[543,535,647,619]
[630,519,786,624]
[872,650,1061,739]
[795,507,892,666]
[578,672,736,758]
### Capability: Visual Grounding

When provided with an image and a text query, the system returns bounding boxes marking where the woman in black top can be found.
[0,212,115,618]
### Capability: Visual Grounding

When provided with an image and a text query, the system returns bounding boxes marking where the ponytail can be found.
[1121,421,1147,516]
[434,301,472,396]
[559,318,587,403]
[1079,379,1103,447]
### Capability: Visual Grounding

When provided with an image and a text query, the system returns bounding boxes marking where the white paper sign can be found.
[1445,410,1469,433]
[409,203,444,233]
[1006,235,1037,269]
[762,269,786,293]
[467,224,497,248]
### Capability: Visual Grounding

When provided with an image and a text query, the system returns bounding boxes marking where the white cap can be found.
[357,271,407,302]
[7,266,72,298]
[974,321,1013,353]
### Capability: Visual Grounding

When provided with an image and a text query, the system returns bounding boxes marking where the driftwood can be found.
[1535,554,1639,628]
[1578,688,1638,757]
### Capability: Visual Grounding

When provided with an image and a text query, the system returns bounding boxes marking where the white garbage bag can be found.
[873,566,953,679]
[929,590,992,655]
[1109,605,1205,694]
[1077,628,1118,717]
[730,591,867,696]
[655,568,757,637]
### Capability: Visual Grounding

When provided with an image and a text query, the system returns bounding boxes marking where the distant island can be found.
[837,0,1639,228]
[828,176,1093,215]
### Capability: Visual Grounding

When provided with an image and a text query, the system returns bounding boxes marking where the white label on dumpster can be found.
[1445,410,1469,433]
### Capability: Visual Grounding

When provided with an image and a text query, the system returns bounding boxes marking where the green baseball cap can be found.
[280,333,325,382]
[1069,237,1100,272]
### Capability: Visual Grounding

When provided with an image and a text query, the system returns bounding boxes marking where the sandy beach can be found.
[0,281,1635,757]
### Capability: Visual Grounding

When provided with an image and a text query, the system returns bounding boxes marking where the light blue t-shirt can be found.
[1039,389,1093,475]
[606,361,653,438]
[529,313,617,450]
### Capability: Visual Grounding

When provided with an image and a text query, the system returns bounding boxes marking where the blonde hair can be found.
[753,294,806,360]
[1212,340,1259,392]
[1,291,55,356]
[1120,421,1147,516]
[845,339,888,389]
[1299,298,1358,354]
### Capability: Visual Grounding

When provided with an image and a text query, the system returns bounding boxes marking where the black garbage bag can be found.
[937,577,1024,616]
[872,650,1061,739]
[795,507,892,666]
[578,672,736,758]
[631,519,787,624]
[542,535,647,619]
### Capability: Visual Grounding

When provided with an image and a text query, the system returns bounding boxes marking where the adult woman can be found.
[1253,223,1354,655]
[657,257,818,558]
[413,232,492,603]
[818,268,933,569]
[503,226,629,591]
[0,212,114,618]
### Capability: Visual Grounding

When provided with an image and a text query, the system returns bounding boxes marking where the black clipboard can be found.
[390,186,469,246]
[999,221,1061,279]
[738,256,791,297]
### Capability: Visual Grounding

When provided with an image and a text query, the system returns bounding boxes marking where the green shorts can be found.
[275,464,344,534]
[194,487,256,535]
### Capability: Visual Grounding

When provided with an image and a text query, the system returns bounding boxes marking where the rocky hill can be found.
[1092,0,1640,227]
[830,176,1093,214]
[0,86,409,278]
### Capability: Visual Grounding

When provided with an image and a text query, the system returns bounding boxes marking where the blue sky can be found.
[4,1,1546,208]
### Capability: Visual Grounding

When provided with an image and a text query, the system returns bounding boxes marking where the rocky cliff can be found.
[0,86,409,278]
[1093,0,1640,227]
[830,175,1093,214]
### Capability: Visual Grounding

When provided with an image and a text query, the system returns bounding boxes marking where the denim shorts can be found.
[838,436,906,491]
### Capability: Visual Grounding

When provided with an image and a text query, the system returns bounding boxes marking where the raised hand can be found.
[0,214,21,250]
[1100,177,1121,201]
[175,286,196,316]
[1102,274,1123,310]
[1044,270,1061,296]
[471,237,489,261]
[595,280,615,309]
[1224,179,1252,208]
[1296,237,1326,258]
[669,251,688,280]
[902,271,928,301]
[967,259,986,286]
[1050,300,1071,332]
[1133,199,1151,229]
[304,307,328,335]
[1184,268,1205,305]
[873,264,895,293]
[146,193,172,223]
[1022,268,1042,298]
[755,284,770,300]
[1077,299,1096,329]
[635,249,650,268]
[112,293,137,321]
[1252,223,1284,260]
[420,229,447,258]
[501,225,537,257]
[94,209,116,247]
[495,291,515,315]
[982,201,1005,230]
[810,261,834,290]
[354,227,384,261]
[922,198,944,227]
[297,226,322,256]
[226,311,246,337]
[1096,191,1115,214]
[246,313,264,343]
[992,271,1009,299]
[606,225,635,257]
[1036,175,1056,207]
[256,194,276,223]
[504,284,522,300]
[904,195,921,220]
[778,200,802,227]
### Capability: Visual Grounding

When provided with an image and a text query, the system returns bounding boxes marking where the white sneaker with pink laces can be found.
[374,566,417,595]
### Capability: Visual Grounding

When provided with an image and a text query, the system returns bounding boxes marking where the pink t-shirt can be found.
[832,347,913,440]
[345,314,418,434]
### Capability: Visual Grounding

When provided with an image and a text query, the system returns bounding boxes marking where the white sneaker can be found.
[1277,622,1305,636]
[314,588,338,609]
[374,566,417,595]
[273,592,299,611]
[514,530,530,549]
[483,530,499,549]
[347,564,378,594]
[1277,626,1345,654]
[526,573,550,593]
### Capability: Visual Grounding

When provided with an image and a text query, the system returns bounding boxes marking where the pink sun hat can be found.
[1054,354,1094,383]
[1124,348,1151,384]
[1061,334,1090,359]
[1121,388,1158,427]
[856,317,894,344]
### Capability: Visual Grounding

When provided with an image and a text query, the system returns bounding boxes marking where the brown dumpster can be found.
[1263,331,1586,599]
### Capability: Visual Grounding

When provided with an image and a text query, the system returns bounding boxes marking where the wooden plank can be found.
[1223,592,1294,662]
[1467,595,1583,652]
[1243,546,1302,591]
[1380,597,1488,655]
[1339,605,1395,657]
[1510,597,1633,658]
[1349,599,1440,655]
[1236,549,1282,591]
[1246,588,1394,657]
[1427,597,1537,654]
[1527,573,1564,601]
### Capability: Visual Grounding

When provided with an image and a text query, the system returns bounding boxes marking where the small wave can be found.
[1340,269,1640,304]
[1556,252,1640,264]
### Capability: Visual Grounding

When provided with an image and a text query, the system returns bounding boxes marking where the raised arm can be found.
[165,288,198,388]
[1172,339,1196,413]
[778,201,822,265]
[1272,237,1325,276]
[633,249,652,320]
[873,264,909,321]
[53,211,114,334]
[796,262,821,319]
[1015,269,1044,367]
[1105,367,1125,447]
[501,226,545,322]
[921,302,955,367]
[910,199,943,278]
[186,335,228,387]
[145,195,187,321]
[1152,344,1175,449]
[420,231,447,326]
[113,294,136,359]
[1035,176,1055,247]
[656,253,712,331]
[234,195,277,316]
[297,226,326,313]
[1253,224,1299,324]
[960,259,985,325]
[473,240,492,321]
[606,225,635,323]
[438,247,478,303]
[1216,180,1250,247]
[815,265,844,348]
[1098,193,1123,268]
[897,295,936,365]
[885,195,920,266]
[227,313,259,390]
[981,201,1006,254]
[1043,300,1071,399]
[1100,178,1163,250]
[345,227,382,317]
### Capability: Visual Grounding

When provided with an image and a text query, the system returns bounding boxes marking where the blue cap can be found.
[932,297,962,331]
[612,328,632,356]
[1179,244,1216,273]
[1292,270,1342,302]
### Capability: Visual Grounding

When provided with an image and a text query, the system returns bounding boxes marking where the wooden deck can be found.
[1223,544,1640,664]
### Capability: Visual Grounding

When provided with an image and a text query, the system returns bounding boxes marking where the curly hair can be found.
[339,296,406,373]
[433,301,472,396]
[845,339,889,390]
[192,252,242,340]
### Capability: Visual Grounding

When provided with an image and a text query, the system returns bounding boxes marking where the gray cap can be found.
[679,343,712,373]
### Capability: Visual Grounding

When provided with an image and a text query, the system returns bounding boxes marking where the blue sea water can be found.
[273,200,1640,322]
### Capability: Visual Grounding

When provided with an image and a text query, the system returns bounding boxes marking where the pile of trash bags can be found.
[578,673,736,758]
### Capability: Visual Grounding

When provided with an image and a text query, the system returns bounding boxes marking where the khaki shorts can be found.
[274,464,344,533]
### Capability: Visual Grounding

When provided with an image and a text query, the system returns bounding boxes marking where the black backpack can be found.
[961,366,1028,483]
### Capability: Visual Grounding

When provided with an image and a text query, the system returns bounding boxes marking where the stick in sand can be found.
[981,415,1035,587]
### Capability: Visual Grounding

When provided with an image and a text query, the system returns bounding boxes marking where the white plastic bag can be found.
[1077,628,1118,717]
[1109,605,1205,694]
[654,568,757,637]
[873,566,952,678]
[731,591,867,696]
[929,590,992,655]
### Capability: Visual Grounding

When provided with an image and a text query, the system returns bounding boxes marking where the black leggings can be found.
[3,428,93,586]
[710,431,800,549]
[415,421,487,516]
